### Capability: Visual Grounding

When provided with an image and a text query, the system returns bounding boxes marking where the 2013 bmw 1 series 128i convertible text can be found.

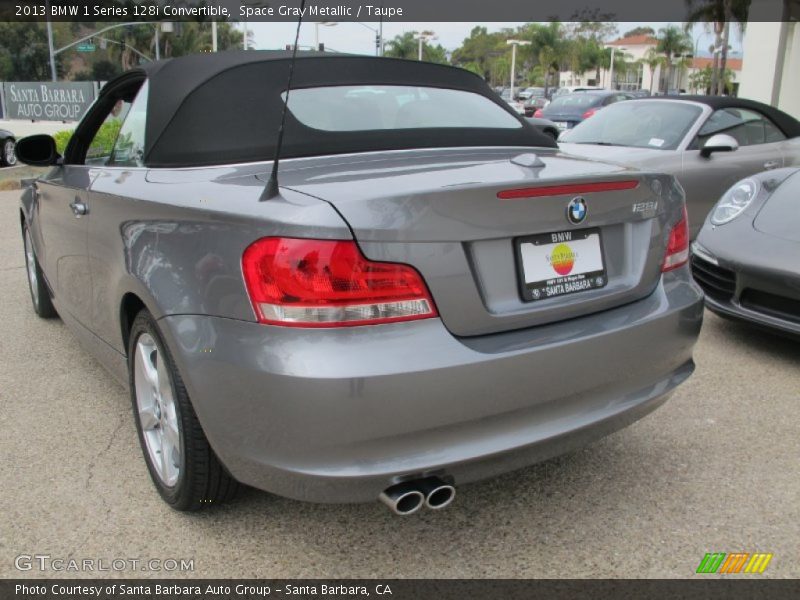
[17,51,703,514]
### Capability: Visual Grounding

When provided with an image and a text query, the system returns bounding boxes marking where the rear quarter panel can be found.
[86,165,351,353]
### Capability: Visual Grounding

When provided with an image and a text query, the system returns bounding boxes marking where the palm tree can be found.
[656,25,692,93]
[641,48,665,94]
[686,0,749,95]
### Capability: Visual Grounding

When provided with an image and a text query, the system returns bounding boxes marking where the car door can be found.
[34,149,96,326]
[680,107,787,238]
[36,82,136,327]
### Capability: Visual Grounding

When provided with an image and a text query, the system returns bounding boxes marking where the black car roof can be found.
[105,50,556,168]
[634,95,800,138]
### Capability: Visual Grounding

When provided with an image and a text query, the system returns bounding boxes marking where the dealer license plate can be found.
[517,228,607,301]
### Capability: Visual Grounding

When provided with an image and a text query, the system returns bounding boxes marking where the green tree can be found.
[686,0,749,95]
[451,26,508,82]
[384,31,447,64]
[622,26,656,38]
[0,23,67,81]
[641,48,665,94]
[656,25,693,93]
[689,64,736,94]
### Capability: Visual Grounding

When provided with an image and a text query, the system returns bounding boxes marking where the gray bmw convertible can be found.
[692,167,800,338]
[17,51,703,513]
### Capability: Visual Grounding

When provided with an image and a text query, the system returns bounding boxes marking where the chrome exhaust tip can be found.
[379,482,425,516]
[417,477,456,510]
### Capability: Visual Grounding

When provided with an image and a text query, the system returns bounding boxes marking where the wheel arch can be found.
[120,292,148,354]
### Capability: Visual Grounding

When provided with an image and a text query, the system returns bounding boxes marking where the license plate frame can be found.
[515,228,607,302]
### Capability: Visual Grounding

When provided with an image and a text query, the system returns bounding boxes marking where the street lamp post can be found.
[414,31,437,61]
[506,39,530,100]
[315,21,337,51]
[608,46,626,90]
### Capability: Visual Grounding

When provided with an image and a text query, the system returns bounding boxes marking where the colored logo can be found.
[549,243,576,276]
[567,197,587,224]
[696,552,773,574]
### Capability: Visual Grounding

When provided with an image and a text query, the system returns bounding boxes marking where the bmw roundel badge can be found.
[567,197,587,225]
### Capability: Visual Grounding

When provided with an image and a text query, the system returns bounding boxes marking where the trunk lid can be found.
[274,147,681,336]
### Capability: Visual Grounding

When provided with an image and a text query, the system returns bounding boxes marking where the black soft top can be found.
[112,51,556,168]
[636,95,800,138]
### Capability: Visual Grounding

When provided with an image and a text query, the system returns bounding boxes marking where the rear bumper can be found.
[158,269,703,503]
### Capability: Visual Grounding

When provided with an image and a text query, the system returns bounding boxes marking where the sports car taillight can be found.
[241,237,438,327]
[662,206,690,272]
[581,108,597,119]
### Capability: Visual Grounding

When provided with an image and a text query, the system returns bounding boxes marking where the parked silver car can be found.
[559,96,800,238]
[17,52,703,513]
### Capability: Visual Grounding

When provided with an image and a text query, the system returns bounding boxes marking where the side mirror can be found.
[700,133,739,158]
[15,134,60,166]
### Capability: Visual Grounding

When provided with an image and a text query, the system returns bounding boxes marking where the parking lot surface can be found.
[1,189,798,579]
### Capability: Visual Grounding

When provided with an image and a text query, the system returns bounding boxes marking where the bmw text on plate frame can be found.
[15,50,703,515]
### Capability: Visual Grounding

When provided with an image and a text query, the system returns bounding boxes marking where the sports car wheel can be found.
[2,139,16,166]
[23,226,57,318]
[129,310,240,510]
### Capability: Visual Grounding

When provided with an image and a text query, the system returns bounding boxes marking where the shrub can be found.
[52,119,123,157]
[53,129,74,155]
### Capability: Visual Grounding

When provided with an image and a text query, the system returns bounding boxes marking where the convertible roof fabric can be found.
[110,51,556,168]
[638,95,800,138]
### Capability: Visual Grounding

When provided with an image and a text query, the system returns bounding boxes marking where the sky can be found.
[248,21,744,57]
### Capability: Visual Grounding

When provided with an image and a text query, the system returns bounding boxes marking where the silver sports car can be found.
[559,96,800,239]
[692,167,800,338]
[17,51,703,513]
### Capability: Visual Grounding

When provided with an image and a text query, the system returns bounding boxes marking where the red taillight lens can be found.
[241,238,438,327]
[581,108,597,119]
[533,109,544,118]
[662,206,690,272]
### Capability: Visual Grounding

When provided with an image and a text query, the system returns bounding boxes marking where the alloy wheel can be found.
[134,333,182,487]
[24,229,39,308]
[4,140,16,166]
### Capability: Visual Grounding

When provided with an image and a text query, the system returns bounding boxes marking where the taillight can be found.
[662,206,690,272]
[241,238,438,327]
[533,109,543,118]
[581,108,597,119]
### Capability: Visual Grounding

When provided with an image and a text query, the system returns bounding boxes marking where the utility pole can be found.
[414,31,436,61]
[506,39,530,100]
[46,1,57,81]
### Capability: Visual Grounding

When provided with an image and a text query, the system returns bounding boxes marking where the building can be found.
[558,33,743,95]
[738,21,800,119]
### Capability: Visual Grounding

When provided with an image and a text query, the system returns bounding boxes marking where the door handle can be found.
[69,200,88,217]
[763,160,780,170]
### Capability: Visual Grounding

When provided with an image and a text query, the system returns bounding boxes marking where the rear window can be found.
[284,85,522,131]
[548,94,601,109]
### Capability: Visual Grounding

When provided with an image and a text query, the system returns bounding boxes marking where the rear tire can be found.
[128,310,240,510]
[23,225,57,319]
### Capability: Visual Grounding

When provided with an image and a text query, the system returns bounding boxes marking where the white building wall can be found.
[740,21,800,118]
[777,22,800,119]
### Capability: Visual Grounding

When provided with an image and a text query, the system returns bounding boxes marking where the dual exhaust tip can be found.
[379,477,456,515]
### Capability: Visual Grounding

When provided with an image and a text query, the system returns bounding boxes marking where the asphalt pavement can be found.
[1,189,798,579]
